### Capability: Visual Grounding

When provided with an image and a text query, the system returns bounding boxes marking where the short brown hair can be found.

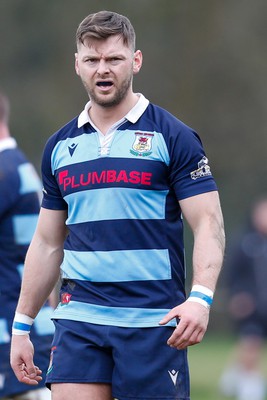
[0,92,10,124]
[76,10,136,51]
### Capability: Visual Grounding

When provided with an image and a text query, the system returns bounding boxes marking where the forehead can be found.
[77,34,132,56]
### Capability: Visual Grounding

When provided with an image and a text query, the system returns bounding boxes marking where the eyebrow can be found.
[81,50,127,60]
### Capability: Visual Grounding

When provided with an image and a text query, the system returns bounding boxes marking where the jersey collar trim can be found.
[0,137,17,153]
[77,93,149,128]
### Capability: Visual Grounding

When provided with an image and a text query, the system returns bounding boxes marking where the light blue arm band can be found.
[189,291,213,306]
[12,313,34,335]
[187,284,214,309]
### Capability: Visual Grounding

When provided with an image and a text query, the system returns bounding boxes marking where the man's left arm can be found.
[159,191,225,349]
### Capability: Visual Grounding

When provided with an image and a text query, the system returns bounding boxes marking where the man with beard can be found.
[10,10,225,400]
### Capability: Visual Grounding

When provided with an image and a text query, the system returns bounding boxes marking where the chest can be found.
[52,130,170,198]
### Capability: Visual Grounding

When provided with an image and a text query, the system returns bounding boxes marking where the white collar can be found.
[0,137,17,153]
[77,93,149,128]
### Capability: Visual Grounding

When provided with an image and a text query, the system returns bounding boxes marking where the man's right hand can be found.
[10,334,43,385]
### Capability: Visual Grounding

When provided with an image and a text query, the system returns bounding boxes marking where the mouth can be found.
[96,81,114,89]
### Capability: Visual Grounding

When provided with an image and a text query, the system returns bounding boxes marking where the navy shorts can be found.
[46,319,190,400]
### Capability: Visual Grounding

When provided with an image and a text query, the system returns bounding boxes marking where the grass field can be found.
[189,334,267,400]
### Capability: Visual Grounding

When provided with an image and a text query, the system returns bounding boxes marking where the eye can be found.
[85,58,98,65]
[109,57,122,65]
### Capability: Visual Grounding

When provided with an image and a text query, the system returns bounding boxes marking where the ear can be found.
[74,53,80,76]
[133,50,143,75]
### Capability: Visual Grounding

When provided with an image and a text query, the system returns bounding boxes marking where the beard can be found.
[82,73,133,108]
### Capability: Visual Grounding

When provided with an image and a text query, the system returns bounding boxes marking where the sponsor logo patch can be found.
[190,156,212,180]
[68,143,78,157]
[61,292,72,304]
[168,369,179,386]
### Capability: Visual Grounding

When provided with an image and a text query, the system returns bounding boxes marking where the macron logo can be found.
[168,369,179,386]
[68,143,78,157]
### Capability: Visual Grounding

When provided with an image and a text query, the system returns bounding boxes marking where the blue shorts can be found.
[46,319,190,400]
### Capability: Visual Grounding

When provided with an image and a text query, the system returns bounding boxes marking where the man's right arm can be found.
[10,207,67,384]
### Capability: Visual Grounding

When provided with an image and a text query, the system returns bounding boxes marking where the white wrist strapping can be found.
[12,312,34,335]
[187,284,214,309]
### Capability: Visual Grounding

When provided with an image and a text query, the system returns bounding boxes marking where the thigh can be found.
[45,320,114,387]
[51,383,113,400]
[111,326,190,400]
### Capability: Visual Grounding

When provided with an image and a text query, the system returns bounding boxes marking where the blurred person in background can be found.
[0,92,57,400]
[10,11,225,400]
[219,197,267,400]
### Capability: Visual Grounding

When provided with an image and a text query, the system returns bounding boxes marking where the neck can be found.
[0,123,10,140]
[89,92,139,135]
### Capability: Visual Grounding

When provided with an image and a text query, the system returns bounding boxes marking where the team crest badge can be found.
[130,132,154,157]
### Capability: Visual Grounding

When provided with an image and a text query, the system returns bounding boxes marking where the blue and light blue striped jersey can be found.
[0,138,54,397]
[41,96,217,328]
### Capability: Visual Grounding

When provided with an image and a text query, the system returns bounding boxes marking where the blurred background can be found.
[1,0,267,398]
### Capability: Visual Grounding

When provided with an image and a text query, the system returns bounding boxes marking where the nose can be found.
[97,59,110,75]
